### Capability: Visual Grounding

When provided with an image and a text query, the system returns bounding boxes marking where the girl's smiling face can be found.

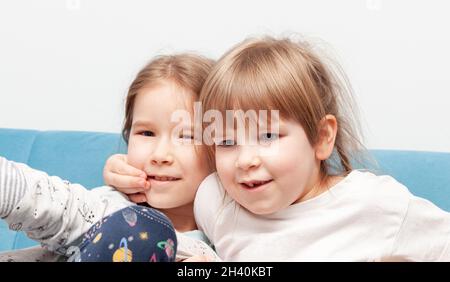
[127,80,211,211]
[214,118,326,215]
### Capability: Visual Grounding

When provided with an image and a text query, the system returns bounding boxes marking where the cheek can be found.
[127,138,150,168]
[178,147,210,179]
[264,138,315,177]
[215,151,236,183]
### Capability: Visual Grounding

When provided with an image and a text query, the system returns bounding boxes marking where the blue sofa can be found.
[1,127,449,252]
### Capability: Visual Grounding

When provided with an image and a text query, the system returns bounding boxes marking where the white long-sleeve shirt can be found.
[0,156,219,261]
[194,171,450,261]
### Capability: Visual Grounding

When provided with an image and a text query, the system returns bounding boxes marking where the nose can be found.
[150,138,174,166]
[235,145,261,170]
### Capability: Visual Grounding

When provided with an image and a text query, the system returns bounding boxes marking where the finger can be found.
[128,193,147,203]
[144,180,151,190]
[106,173,148,192]
[112,161,147,179]
[117,187,147,194]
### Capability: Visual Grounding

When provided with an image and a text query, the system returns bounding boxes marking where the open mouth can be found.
[148,175,181,182]
[239,179,273,190]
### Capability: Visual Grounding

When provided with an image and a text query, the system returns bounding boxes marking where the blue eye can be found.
[140,131,154,137]
[260,133,279,142]
[217,139,235,147]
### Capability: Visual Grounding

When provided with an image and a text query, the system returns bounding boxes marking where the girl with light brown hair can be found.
[193,36,450,261]
[0,53,221,262]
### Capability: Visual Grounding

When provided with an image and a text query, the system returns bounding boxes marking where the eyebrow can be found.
[132,120,195,131]
[222,121,285,131]
[131,120,157,128]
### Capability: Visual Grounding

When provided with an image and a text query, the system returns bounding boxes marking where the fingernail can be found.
[138,180,146,187]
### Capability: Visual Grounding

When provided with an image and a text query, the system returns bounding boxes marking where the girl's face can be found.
[127,81,211,210]
[215,118,323,215]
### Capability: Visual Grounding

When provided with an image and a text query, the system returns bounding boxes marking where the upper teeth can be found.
[244,180,268,187]
[154,176,177,181]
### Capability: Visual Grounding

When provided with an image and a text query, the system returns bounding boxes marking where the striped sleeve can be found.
[0,156,28,218]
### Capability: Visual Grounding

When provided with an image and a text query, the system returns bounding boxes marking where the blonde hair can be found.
[200,36,368,179]
[122,53,214,143]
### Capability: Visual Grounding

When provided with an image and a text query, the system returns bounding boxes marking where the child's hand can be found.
[103,154,150,203]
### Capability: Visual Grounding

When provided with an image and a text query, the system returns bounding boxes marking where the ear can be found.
[314,114,338,161]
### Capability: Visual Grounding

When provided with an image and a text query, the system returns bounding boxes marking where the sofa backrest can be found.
[0,128,126,251]
[0,128,449,251]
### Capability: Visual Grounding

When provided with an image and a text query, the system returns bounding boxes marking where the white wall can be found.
[0,0,449,152]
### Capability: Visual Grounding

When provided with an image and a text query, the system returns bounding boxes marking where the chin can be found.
[146,200,175,209]
[147,198,191,210]
[244,203,280,215]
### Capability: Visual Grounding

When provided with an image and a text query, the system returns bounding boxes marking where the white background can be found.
[0,0,449,152]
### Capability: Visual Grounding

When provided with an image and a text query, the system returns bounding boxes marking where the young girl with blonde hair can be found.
[0,54,220,262]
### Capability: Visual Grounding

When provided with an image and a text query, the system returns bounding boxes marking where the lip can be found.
[147,175,182,186]
[238,179,273,192]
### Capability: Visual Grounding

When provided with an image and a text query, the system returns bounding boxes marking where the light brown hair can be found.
[122,54,214,143]
[200,36,369,180]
